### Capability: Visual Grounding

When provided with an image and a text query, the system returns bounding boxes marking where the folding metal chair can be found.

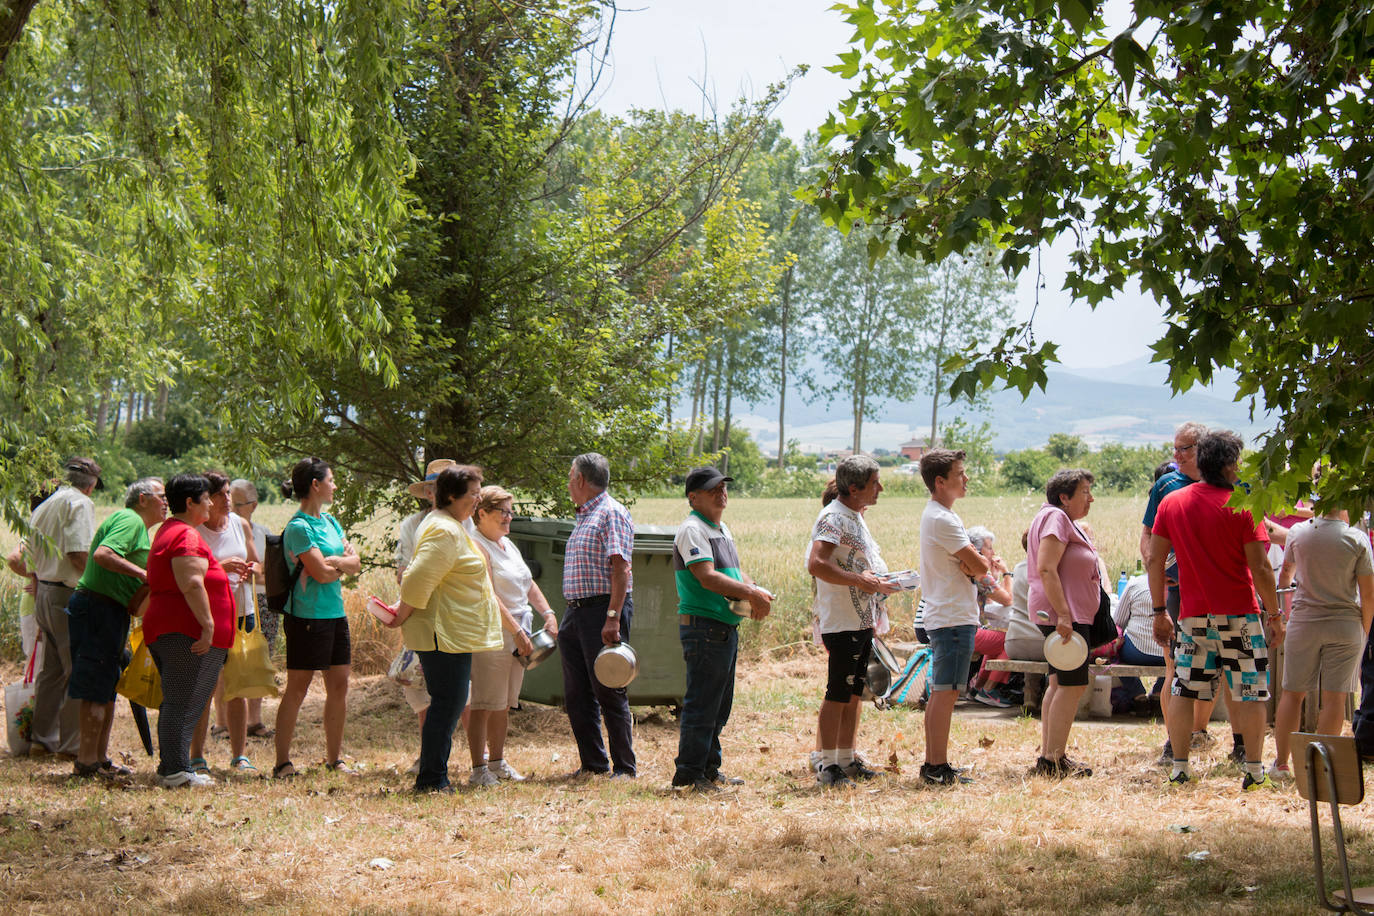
[1292,733,1374,914]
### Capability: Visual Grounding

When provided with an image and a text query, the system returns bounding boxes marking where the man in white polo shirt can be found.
[28,457,101,758]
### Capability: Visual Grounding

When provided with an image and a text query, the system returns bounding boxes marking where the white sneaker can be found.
[1268,761,1294,781]
[158,770,214,788]
[488,758,525,781]
[406,757,420,776]
[158,770,192,788]
[809,750,823,773]
[468,765,499,787]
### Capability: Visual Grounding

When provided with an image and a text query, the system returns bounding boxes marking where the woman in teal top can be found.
[272,457,361,779]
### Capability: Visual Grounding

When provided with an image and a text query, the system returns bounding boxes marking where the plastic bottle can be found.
[1134,558,1144,576]
[1116,570,1128,597]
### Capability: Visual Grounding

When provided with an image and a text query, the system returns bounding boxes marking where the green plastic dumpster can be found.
[510,517,685,707]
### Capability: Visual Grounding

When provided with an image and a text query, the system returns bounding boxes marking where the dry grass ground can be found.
[2,494,1364,913]
[1,646,1367,915]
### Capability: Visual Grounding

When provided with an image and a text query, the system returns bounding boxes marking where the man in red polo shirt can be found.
[1148,430,1283,790]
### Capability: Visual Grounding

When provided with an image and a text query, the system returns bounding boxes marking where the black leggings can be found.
[150,633,226,777]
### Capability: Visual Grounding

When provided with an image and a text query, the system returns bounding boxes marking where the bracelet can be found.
[1151,606,1167,616]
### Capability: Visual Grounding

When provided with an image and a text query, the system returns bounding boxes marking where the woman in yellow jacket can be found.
[386,465,503,793]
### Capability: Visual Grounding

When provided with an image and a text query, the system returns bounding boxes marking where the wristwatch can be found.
[606,608,620,619]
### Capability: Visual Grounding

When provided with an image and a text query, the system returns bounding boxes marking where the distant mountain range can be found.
[728,356,1271,454]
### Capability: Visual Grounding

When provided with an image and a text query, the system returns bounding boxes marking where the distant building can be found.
[899,437,940,461]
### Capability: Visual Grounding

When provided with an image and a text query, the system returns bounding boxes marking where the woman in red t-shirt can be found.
[144,473,239,789]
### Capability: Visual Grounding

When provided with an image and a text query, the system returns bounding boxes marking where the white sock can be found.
[823,748,840,768]
[1171,759,1191,779]
[1244,760,1263,780]
[838,748,855,767]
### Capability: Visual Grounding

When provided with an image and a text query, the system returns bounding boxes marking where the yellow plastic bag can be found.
[223,616,279,701]
[116,625,162,709]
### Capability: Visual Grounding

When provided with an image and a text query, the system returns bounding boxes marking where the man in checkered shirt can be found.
[558,453,637,778]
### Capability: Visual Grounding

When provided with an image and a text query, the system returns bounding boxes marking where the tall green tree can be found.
[804,228,934,452]
[257,1,788,519]
[809,0,1374,512]
[923,251,1015,446]
[1,0,412,520]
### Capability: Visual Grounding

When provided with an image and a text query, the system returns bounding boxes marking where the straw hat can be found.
[407,459,459,498]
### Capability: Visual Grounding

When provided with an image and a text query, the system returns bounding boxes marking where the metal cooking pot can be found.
[593,642,639,689]
[516,627,558,670]
[862,637,900,701]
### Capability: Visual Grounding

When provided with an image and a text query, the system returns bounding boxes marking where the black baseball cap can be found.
[684,467,733,495]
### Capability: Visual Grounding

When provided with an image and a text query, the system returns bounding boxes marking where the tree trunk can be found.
[777,265,791,469]
[721,338,735,473]
[929,269,953,447]
[690,360,704,454]
[709,346,722,452]
[663,332,674,426]
[95,383,110,437]
[110,394,122,439]
[0,0,40,77]
[156,382,168,421]
[125,390,136,436]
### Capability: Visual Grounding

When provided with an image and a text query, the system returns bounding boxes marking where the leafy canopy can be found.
[808,0,1374,514]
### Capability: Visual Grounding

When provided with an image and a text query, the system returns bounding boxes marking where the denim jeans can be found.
[1118,634,1167,698]
[559,596,635,775]
[415,650,472,791]
[673,616,738,784]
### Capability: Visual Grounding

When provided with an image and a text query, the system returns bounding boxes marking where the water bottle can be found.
[1116,570,1128,598]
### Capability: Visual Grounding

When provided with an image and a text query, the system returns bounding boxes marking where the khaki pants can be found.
[31,582,80,755]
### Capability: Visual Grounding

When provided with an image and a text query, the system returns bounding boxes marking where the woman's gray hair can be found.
[124,477,163,508]
[1175,421,1209,443]
[835,455,880,498]
[573,453,610,490]
[967,525,994,551]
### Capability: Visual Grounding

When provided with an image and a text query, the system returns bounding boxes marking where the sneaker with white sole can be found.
[817,763,855,788]
[469,765,499,787]
[159,770,215,788]
[1243,771,1276,792]
[808,750,823,774]
[488,759,525,781]
[1268,762,1293,781]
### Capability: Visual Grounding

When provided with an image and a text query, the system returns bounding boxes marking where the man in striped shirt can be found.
[559,453,637,778]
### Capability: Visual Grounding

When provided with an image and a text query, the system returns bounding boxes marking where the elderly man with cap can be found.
[27,457,102,758]
[671,467,771,792]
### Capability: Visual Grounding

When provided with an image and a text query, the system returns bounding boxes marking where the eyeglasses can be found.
[233,500,258,508]
[494,508,514,519]
[1173,443,1196,453]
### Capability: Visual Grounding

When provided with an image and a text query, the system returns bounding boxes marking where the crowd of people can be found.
[6,422,1372,797]
[804,423,1373,791]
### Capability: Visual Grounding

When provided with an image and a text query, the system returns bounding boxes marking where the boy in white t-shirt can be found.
[806,456,900,788]
[917,449,989,786]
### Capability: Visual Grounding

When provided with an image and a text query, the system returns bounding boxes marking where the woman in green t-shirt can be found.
[272,457,361,779]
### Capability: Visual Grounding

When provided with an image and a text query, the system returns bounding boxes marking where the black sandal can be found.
[272,761,297,779]
[246,723,275,738]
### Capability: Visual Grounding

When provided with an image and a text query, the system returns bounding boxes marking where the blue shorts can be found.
[927,624,976,693]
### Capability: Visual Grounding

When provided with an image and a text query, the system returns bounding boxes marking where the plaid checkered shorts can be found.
[1172,613,1270,703]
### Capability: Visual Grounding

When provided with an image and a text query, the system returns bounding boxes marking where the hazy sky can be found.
[592,0,1168,369]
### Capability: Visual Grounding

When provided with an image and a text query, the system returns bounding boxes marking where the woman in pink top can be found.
[1027,468,1101,778]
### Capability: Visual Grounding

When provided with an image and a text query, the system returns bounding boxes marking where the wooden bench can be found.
[985,659,1166,678]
